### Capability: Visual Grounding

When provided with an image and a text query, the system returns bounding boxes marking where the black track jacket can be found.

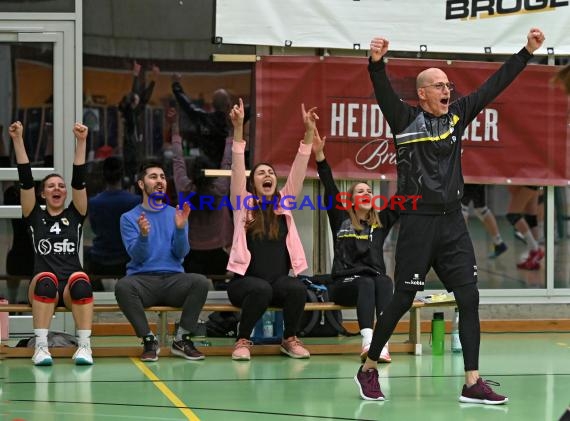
[368,48,533,214]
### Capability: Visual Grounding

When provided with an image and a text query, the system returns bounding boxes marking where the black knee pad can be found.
[524,214,537,229]
[506,213,522,226]
[474,206,489,221]
[33,272,58,303]
[69,273,93,304]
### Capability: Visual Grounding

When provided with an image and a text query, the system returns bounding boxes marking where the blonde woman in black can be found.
[313,129,397,363]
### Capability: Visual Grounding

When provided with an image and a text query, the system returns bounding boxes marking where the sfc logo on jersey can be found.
[37,239,52,255]
[37,238,75,255]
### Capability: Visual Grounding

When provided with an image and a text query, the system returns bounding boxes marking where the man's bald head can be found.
[416,68,448,90]
[212,89,231,113]
[416,67,452,116]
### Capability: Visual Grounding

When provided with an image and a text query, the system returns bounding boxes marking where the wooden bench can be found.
[0,299,457,358]
[0,273,233,287]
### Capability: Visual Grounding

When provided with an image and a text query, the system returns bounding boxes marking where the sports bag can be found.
[297,276,356,337]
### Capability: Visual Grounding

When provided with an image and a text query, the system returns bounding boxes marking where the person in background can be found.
[226,99,314,361]
[9,121,94,366]
[554,64,570,421]
[313,128,396,363]
[171,73,250,169]
[1,127,34,304]
[507,186,544,270]
[3,184,35,304]
[168,107,233,282]
[85,156,141,281]
[461,184,508,258]
[119,61,159,185]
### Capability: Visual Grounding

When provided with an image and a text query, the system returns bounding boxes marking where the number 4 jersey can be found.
[25,202,85,280]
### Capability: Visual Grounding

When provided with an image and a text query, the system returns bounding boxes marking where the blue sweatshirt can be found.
[120,204,190,275]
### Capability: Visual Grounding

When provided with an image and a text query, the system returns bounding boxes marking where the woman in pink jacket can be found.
[227,98,317,361]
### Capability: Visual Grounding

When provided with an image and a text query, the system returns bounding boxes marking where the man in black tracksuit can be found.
[354,28,545,403]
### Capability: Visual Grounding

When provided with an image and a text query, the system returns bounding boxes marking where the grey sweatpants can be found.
[115,272,210,338]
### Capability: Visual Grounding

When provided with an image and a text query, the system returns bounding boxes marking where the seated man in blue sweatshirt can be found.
[115,161,210,362]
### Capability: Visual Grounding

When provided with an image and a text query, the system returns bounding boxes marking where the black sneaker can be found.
[141,335,160,362]
[171,335,205,360]
[489,242,508,259]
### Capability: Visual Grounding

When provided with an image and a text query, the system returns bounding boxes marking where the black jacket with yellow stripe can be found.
[316,159,399,279]
[368,48,533,214]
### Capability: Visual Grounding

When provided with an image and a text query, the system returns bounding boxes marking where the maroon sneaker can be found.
[141,335,160,362]
[459,378,508,405]
[354,365,385,401]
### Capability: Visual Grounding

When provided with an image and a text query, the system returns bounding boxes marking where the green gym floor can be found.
[2,332,569,421]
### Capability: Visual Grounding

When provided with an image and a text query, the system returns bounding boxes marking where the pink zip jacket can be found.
[227,140,311,276]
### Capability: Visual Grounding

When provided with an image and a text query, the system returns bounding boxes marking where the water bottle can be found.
[431,312,445,355]
[451,307,462,353]
[262,312,274,338]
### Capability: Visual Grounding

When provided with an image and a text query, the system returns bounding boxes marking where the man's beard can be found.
[144,182,166,203]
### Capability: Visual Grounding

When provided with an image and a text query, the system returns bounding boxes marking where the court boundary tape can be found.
[130,357,200,421]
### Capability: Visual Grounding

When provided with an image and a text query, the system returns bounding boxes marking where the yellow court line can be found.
[131,357,200,421]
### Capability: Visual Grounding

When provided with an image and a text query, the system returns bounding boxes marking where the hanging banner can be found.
[254,56,569,185]
[216,0,570,54]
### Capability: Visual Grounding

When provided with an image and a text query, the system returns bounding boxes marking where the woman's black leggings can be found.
[368,283,480,371]
[331,274,394,329]
[227,275,307,340]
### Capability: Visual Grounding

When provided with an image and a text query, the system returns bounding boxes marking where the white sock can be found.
[524,230,538,250]
[34,328,49,347]
[537,222,544,239]
[76,329,91,347]
[175,325,190,341]
[493,234,503,245]
[360,328,373,347]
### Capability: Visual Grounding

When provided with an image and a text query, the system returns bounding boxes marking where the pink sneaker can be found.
[232,338,253,361]
[280,336,310,359]
[361,344,391,363]
[379,345,391,363]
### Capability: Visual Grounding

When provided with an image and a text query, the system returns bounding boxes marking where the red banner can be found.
[254,56,569,185]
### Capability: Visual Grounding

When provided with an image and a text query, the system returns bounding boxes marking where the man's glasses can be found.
[421,82,455,92]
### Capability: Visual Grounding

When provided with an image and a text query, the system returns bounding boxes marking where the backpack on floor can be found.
[205,311,239,338]
[16,331,78,348]
[297,275,356,337]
